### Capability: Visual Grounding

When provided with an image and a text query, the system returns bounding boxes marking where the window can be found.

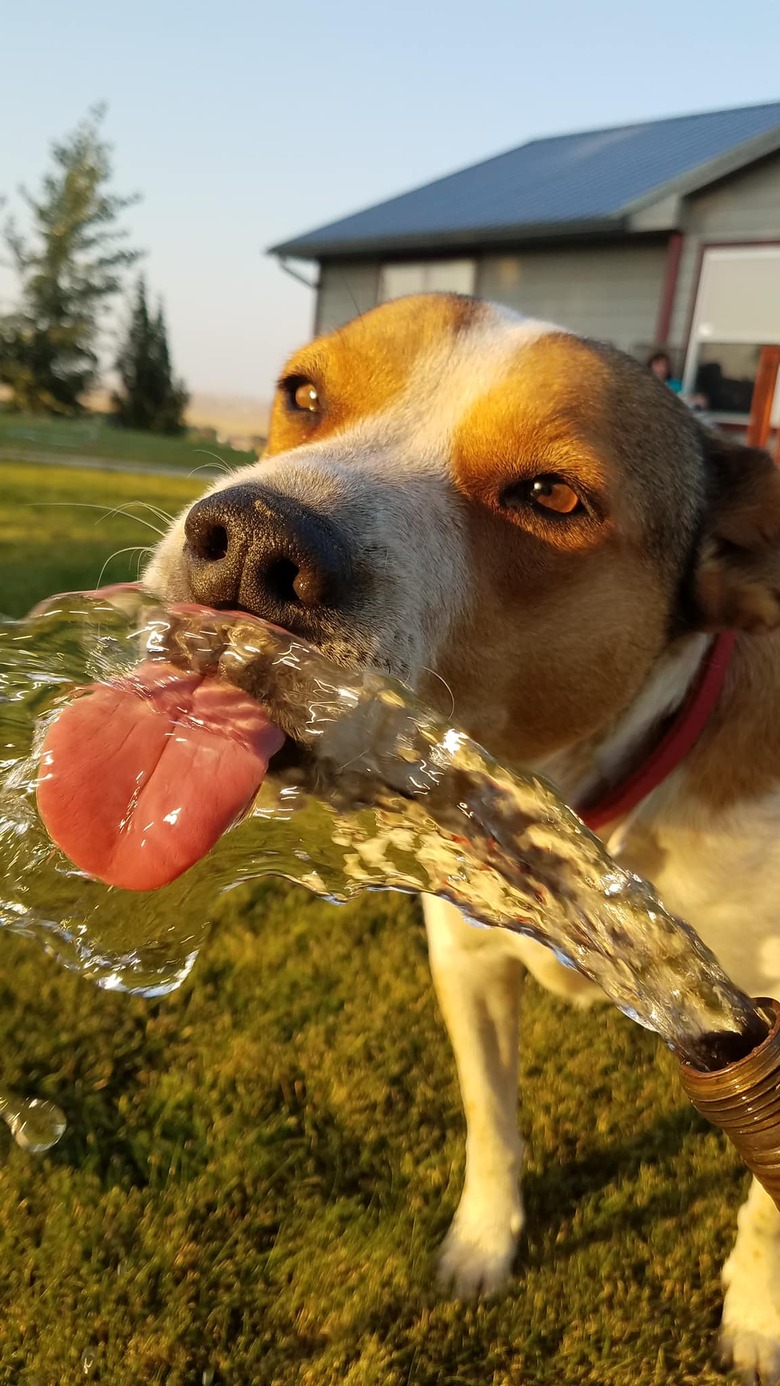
[684,246,780,417]
[379,259,476,302]
[694,343,761,415]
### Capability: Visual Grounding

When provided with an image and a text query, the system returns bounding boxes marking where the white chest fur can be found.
[604,773,780,1004]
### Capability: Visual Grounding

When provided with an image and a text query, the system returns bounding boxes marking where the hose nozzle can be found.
[678,998,780,1210]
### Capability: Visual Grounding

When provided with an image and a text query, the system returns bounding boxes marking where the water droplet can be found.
[0,1094,66,1152]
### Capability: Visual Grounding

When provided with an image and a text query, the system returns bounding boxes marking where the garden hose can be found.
[678,997,780,1210]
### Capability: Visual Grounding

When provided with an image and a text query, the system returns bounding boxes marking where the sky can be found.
[1,0,779,401]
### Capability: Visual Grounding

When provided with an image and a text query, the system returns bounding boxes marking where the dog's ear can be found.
[694,432,780,631]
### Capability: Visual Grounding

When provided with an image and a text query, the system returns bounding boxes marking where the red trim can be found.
[655,232,684,344]
[746,345,780,448]
[579,631,737,832]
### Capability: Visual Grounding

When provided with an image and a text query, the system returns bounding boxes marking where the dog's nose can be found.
[183,483,353,621]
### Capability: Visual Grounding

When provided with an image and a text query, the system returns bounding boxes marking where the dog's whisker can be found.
[335,746,374,775]
[128,501,175,525]
[28,501,166,537]
[191,449,235,476]
[99,503,167,536]
[421,666,456,721]
[188,463,228,478]
[340,270,362,322]
[96,545,152,590]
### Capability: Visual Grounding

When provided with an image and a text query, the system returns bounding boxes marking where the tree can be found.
[0,106,140,414]
[111,277,189,434]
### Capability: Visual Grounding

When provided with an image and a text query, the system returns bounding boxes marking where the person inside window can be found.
[646,350,683,394]
[646,349,709,416]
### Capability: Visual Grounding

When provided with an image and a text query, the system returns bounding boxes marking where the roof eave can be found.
[620,125,780,221]
[269,215,626,262]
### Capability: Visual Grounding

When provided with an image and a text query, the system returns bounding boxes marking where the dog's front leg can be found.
[721,1177,780,1383]
[423,895,525,1296]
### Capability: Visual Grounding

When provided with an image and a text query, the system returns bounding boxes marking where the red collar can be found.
[579,631,737,832]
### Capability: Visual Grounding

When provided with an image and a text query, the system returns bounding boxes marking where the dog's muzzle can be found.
[184,482,355,627]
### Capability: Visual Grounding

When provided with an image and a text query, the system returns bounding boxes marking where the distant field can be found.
[0,461,202,615]
[0,410,257,472]
[0,461,749,1384]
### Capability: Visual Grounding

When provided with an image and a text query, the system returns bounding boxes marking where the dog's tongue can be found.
[36,662,285,891]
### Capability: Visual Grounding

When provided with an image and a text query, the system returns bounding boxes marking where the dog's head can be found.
[145,293,780,764]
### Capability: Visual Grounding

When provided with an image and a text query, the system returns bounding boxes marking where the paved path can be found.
[0,448,220,479]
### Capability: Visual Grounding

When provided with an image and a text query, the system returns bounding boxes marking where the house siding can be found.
[315,261,380,335]
[669,152,780,352]
[313,244,666,357]
[476,243,667,355]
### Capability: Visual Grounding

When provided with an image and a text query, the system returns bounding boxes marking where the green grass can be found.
[0,463,746,1384]
[0,409,257,472]
[0,461,202,615]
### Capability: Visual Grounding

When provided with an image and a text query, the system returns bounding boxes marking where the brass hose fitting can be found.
[678,997,780,1211]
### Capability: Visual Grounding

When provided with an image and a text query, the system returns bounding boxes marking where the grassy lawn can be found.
[0,461,202,615]
[0,410,257,472]
[0,463,746,1384]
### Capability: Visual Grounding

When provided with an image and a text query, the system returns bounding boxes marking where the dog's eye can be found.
[284,376,320,414]
[502,475,583,517]
[294,381,319,413]
[530,478,581,514]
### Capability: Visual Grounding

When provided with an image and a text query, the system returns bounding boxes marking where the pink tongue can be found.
[36,662,285,891]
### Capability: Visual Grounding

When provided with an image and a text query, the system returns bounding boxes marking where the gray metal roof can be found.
[271,101,780,260]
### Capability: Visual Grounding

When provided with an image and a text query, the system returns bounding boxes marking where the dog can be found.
[145,292,780,1383]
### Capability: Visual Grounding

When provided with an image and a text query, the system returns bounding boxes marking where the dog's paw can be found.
[720,1315,780,1384]
[721,1234,780,1384]
[436,1205,523,1298]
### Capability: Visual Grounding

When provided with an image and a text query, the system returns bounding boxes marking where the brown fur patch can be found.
[424,334,686,762]
[685,433,780,812]
[694,435,780,631]
[430,512,671,763]
[266,293,482,457]
[453,333,616,531]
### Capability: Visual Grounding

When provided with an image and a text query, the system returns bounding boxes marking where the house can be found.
[270,101,780,424]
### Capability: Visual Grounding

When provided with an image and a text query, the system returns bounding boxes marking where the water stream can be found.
[0,584,766,1111]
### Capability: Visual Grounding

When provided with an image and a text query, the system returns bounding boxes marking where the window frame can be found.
[683,243,780,420]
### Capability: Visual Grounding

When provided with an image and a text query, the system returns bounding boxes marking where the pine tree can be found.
[0,106,141,414]
[112,277,189,434]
